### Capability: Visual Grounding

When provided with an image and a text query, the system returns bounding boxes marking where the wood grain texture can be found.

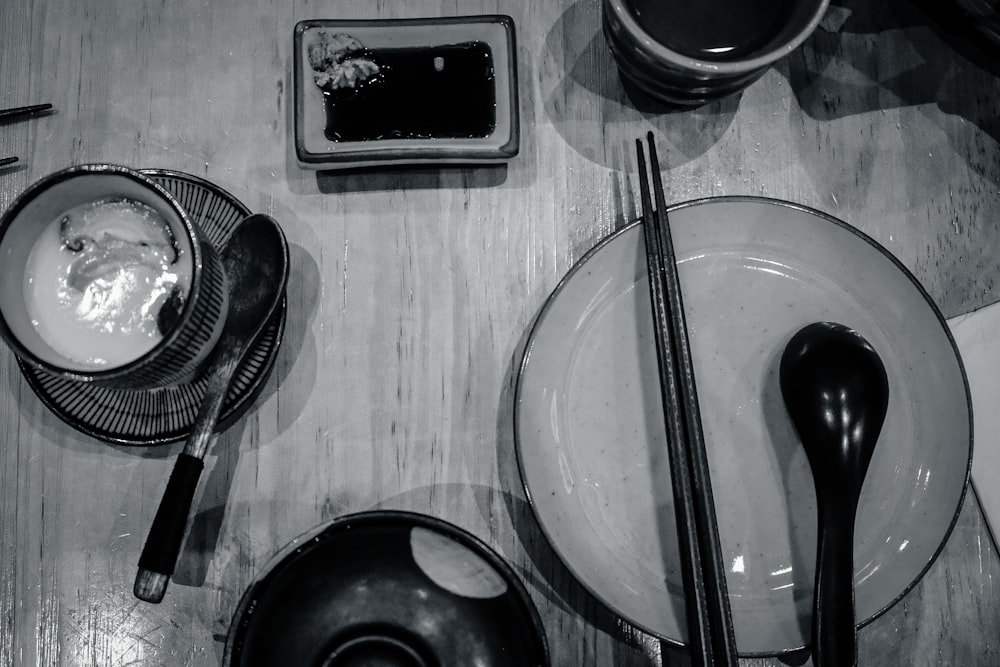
[2,0,999,665]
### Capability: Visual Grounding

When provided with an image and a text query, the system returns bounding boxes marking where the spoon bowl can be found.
[779,321,889,667]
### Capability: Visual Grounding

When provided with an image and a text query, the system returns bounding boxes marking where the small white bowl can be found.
[293,16,519,170]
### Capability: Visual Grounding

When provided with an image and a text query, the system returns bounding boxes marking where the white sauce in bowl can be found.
[23,198,193,368]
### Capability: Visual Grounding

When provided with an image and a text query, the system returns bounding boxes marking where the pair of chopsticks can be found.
[1,103,52,168]
[635,131,738,666]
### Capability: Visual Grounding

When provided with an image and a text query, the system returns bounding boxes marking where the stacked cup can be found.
[603,0,830,106]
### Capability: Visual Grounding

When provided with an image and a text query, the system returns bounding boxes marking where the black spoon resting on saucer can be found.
[779,321,889,667]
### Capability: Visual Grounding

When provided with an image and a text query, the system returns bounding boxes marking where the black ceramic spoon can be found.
[779,321,889,667]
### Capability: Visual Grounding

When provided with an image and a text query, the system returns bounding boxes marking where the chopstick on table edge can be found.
[636,131,738,667]
[0,103,52,121]
[0,157,17,168]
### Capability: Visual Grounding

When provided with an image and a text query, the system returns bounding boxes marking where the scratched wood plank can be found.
[1,0,999,666]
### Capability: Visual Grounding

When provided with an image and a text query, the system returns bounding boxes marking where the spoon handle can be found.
[134,453,206,602]
[133,348,241,603]
[813,500,858,667]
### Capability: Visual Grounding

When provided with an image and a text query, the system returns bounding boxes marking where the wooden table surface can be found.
[2,0,998,665]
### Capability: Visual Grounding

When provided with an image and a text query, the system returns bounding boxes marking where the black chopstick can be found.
[636,131,738,667]
[0,103,52,121]
[0,104,52,170]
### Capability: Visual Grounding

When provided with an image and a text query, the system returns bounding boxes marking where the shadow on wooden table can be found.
[173,417,251,589]
[540,0,740,172]
[492,318,666,665]
[781,0,1000,145]
[314,164,509,195]
[173,240,321,589]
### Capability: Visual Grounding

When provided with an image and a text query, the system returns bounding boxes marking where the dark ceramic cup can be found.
[603,0,830,106]
[0,164,229,389]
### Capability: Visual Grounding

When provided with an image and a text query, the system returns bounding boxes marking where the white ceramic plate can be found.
[293,16,519,170]
[514,197,971,656]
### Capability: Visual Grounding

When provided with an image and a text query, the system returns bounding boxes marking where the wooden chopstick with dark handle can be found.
[636,131,738,666]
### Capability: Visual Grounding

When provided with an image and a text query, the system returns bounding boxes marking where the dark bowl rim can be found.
[222,508,552,666]
[602,0,831,74]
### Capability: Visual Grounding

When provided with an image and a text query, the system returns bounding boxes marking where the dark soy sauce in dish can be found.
[324,41,497,142]
[626,0,793,61]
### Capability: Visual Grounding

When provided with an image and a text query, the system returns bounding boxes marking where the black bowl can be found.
[224,510,549,667]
